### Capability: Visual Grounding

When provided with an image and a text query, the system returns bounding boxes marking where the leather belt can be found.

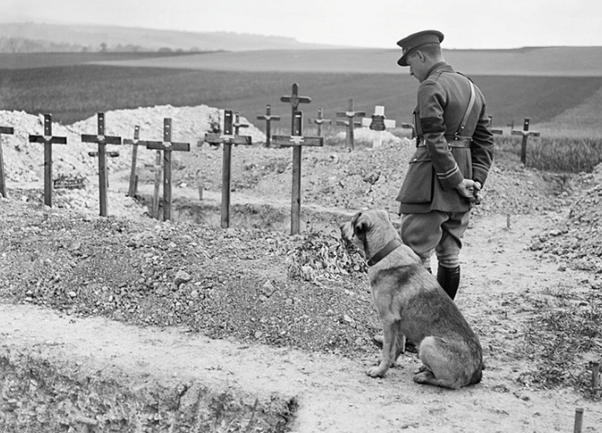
[416,135,472,148]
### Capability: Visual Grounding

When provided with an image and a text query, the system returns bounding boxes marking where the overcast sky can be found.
[3,0,602,49]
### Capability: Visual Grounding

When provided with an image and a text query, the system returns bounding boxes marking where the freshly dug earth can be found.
[1,106,601,432]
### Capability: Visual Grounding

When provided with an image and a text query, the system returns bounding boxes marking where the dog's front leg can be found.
[367,318,398,378]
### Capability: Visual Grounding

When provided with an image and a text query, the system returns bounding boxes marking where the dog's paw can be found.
[367,365,387,378]
[413,364,428,374]
[413,368,436,385]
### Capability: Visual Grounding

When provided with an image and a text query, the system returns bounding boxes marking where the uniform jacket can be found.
[396,62,494,214]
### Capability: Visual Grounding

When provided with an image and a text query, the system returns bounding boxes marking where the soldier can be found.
[395,30,494,300]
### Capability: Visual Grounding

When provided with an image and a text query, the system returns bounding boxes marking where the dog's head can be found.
[340,210,397,255]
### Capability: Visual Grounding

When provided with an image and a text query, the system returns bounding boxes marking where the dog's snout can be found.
[340,221,353,242]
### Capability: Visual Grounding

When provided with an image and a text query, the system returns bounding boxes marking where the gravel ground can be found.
[1,105,601,401]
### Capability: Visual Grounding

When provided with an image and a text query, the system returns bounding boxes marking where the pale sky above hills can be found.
[3,0,602,49]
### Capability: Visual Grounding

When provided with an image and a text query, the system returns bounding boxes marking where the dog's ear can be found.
[353,213,371,239]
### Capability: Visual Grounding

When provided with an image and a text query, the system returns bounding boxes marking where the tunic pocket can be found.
[397,151,434,204]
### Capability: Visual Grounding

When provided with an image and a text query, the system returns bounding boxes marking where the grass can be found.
[494,135,602,173]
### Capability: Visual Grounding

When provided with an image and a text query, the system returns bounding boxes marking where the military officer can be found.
[395,30,494,300]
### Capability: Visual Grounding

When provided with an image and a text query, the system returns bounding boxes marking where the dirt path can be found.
[2,209,601,432]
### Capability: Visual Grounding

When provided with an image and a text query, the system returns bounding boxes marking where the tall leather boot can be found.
[437,264,461,300]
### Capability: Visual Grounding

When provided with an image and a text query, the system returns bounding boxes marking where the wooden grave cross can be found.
[28,114,68,207]
[233,112,249,135]
[280,83,311,131]
[123,125,141,197]
[277,83,314,235]
[336,98,365,150]
[512,118,540,165]
[0,125,15,198]
[256,104,280,147]
[140,118,190,221]
[81,112,122,217]
[272,111,323,235]
[361,106,397,148]
[204,109,252,228]
[308,108,331,137]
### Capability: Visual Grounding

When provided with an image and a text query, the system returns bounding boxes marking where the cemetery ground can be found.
[1,109,602,432]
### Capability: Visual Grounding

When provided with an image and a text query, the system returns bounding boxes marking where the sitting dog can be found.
[340,209,483,389]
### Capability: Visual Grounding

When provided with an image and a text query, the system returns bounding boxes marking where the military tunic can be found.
[396,62,494,214]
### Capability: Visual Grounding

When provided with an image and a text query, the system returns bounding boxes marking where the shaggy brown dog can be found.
[340,209,483,389]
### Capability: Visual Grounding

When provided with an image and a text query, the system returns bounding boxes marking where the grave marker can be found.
[81,112,122,217]
[233,112,249,136]
[280,83,311,131]
[28,114,67,207]
[512,118,540,165]
[361,106,396,148]
[205,110,252,228]
[276,84,317,235]
[141,118,190,221]
[123,125,141,197]
[308,108,331,137]
[0,125,15,198]
[256,105,280,147]
[574,408,584,433]
[592,361,600,390]
[272,111,323,235]
[336,99,365,150]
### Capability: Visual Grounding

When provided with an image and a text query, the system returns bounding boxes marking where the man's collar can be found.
[425,61,454,78]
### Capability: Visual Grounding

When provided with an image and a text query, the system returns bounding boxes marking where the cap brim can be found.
[397,54,409,67]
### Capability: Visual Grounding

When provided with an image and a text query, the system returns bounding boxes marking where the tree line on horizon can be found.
[0,37,206,54]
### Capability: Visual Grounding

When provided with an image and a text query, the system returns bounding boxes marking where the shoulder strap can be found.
[456,81,475,137]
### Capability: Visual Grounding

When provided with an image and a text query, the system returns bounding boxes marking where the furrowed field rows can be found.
[1,64,602,130]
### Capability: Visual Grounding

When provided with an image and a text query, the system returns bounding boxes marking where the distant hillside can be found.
[0,22,343,52]
[94,47,602,77]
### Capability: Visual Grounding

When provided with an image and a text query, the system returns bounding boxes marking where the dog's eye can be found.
[354,222,367,235]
